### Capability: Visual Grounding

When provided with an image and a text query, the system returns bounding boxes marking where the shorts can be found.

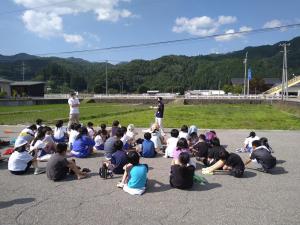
[123,184,146,195]
[95,144,104,151]
[10,161,32,175]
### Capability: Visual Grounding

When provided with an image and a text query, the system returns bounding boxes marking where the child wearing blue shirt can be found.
[71,127,95,158]
[104,140,128,174]
[117,151,148,195]
[141,132,156,158]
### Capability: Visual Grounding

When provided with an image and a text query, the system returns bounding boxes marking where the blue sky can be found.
[0,0,300,63]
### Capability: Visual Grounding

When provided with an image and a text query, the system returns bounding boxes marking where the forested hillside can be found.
[1,36,300,94]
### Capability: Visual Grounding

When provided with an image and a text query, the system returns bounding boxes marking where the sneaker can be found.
[34,168,46,175]
[117,182,124,188]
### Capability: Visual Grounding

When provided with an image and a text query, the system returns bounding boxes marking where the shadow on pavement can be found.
[276,160,286,165]
[147,179,170,193]
[271,166,288,175]
[0,197,35,209]
[242,171,257,178]
[192,182,222,191]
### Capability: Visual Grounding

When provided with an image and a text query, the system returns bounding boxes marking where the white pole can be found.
[243,52,248,96]
[105,60,108,95]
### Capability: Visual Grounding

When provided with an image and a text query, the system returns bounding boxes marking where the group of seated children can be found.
[7,119,277,195]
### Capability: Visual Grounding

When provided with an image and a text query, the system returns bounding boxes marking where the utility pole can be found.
[105,60,108,95]
[280,43,290,101]
[243,52,248,96]
[22,61,25,81]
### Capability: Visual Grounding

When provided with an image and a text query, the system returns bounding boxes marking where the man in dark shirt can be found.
[46,143,87,181]
[244,140,276,172]
[191,134,209,165]
[154,97,164,134]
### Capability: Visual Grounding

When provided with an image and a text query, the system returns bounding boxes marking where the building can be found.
[185,90,225,96]
[0,78,45,97]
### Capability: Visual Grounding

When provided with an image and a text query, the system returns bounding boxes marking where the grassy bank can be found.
[0,103,299,129]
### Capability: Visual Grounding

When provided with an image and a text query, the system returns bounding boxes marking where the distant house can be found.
[0,78,45,97]
[0,78,12,97]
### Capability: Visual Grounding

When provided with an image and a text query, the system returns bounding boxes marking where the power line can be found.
[35,23,300,56]
[0,0,75,16]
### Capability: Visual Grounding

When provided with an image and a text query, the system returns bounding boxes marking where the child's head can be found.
[127,124,135,132]
[114,140,123,151]
[87,122,93,128]
[180,125,188,133]
[100,123,106,130]
[28,124,37,132]
[151,123,160,132]
[252,140,261,150]
[248,131,256,138]
[43,126,52,135]
[56,143,68,154]
[211,137,220,147]
[205,131,217,142]
[14,139,28,152]
[144,132,151,140]
[112,120,120,127]
[115,128,123,138]
[157,97,162,102]
[74,123,81,131]
[127,151,140,165]
[170,129,179,138]
[189,132,198,141]
[36,119,43,125]
[178,152,190,166]
[100,129,108,137]
[79,127,88,135]
[260,137,270,148]
[120,126,127,136]
[218,150,230,161]
[56,120,64,128]
[199,134,206,141]
[177,138,188,150]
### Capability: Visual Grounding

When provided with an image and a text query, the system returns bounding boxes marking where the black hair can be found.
[28,124,37,131]
[15,144,27,153]
[249,131,256,138]
[189,132,198,139]
[36,119,43,125]
[260,137,272,151]
[56,143,68,154]
[157,97,162,101]
[252,140,261,148]
[211,137,220,146]
[170,129,179,138]
[144,132,151,140]
[70,92,76,96]
[199,134,206,141]
[178,152,190,166]
[31,131,45,146]
[177,138,188,149]
[55,120,64,128]
[112,120,120,127]
[210,130,216,135]
[70,123,75,130]
[115,128,123,138]
[180,125,188,133]
[100,123,106,130]
[114,140,123,151]
[74,123,81,131]
[127,151,140,165]
[218,150,230,161]
[76,126,88,140]
[87,122,93,127]
[120,126,127,135]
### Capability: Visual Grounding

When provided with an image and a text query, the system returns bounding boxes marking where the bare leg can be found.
[202,160,225,173]
[68,160,87,180]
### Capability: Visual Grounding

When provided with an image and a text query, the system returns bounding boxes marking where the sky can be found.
[0,0,300,63]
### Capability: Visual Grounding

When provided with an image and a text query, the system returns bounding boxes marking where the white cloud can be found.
[172,15,237,37]
[263,19,283,28]
[14,0,133,43]
[215,26,253,42]
[63,34,83,44]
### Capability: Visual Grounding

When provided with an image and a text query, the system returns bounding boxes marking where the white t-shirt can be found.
[244,136,260,148]
[54,127,67,139]
[121,134,131,145]
[68,98,80,114]
[15,128,35,145]
[30,140,46,152]
[178,131,188,139]
[69,130,79,146]
[94,135,104,147]
[87,127,95,138]
[151,131,163,149]
[165,137,178,157]
[8,151,33,171]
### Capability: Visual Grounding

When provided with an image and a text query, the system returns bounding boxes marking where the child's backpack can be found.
[99,163,113,179]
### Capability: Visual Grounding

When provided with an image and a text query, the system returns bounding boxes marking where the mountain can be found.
[0,36,300,94]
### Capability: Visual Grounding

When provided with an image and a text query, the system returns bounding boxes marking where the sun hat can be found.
[14,139,28,149]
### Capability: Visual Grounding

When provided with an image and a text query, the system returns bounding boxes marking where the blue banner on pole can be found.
[248,68,252,80]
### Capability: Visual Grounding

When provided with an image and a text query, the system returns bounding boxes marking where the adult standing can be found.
[68,92,80,129]
[154,97,164,134]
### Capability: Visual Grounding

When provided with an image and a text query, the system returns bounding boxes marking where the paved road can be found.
[0,126,299,225]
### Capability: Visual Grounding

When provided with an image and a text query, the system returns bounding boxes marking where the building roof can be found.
[0,77,12,83]
[10,81,46,86]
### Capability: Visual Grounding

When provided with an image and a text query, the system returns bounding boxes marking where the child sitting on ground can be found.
[164,129,179,158]
[170,152,195,189]
[178,125,189,139]
[218,151,245,178]
[117,151,148,195]
[103,140,128,174]
[15,124,37,148]
[46,143,87,181]
[236,131,260,153]
[190,134,209,165]
[126,124,136,145]
[8,139,45,175]
[87,122,95,138]
[172,138,191,165]
[53,120,67,143]
[71,127,95,158]
[68,123,81,150]
[140,132,156,158]
[244,140,276,173]
[260,137,273,153]
[94,129,108,151]
[150,123,165,152]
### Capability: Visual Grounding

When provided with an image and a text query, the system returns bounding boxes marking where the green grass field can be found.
[0,103,299,129]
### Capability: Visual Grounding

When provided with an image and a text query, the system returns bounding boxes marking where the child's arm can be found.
[244,158,252,167]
